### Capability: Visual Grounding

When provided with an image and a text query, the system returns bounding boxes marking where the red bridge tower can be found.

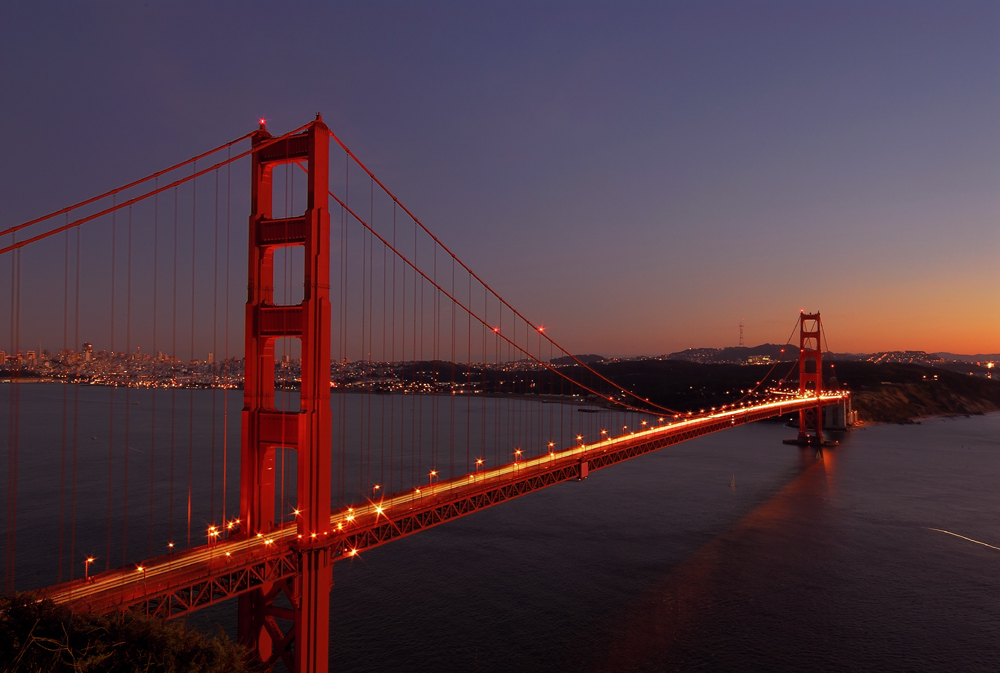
[795,311,823,445]
[239,116,332,672]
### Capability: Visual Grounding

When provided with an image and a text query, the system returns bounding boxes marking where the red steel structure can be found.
[5,118,852,673]
[41,394,848,619]
[240,116,332,672]
[795,311,824,444]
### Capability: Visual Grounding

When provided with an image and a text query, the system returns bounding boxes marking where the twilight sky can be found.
[1,1,997,356]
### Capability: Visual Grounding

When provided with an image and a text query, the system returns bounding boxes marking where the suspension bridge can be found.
[1,116,848,672]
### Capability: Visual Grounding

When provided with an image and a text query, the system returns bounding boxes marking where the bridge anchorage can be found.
[6,115,849,673]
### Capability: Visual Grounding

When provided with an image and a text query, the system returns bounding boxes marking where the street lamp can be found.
[226,518,240,537]
[136,565,148,614]
[372,484,381,499]
[429,470,438,485]
[84,556,95,581]
[476,458,484,475]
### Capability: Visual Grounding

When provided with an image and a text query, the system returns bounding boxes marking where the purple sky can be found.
[1,1,998,356]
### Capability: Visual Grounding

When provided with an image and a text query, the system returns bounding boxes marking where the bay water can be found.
[3,384,998,671]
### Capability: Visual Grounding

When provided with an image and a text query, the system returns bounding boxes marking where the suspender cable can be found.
[188,163,196,548]
[363,176,371,497]
[368,183,375,499]
[467,273,472,475]
[106,200,116,572]
[222,149,231,529]
[450,257,456,482]
[381,200,388,492]
[150,185,159,559]
[169,187,178,549]
[368,200,374,497]
[71,227,80,579]
[211,168,219,524]
[413,218,420,489]
[10,244,21,589]
[390,202,397,493]
[5,239,15,590]
[338,196,346,507]
[123,204,132,567]
[59,227,69,583]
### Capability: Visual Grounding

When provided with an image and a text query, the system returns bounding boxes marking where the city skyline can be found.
[1,2,997,356]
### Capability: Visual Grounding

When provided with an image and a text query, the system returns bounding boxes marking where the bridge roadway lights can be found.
[37,395,847,661]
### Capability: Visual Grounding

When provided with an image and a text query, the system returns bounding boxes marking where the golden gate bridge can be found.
[1,116,847,672]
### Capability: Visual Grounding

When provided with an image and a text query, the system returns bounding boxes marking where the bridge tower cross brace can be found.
[239,117,332,673]
[796,311,824,444]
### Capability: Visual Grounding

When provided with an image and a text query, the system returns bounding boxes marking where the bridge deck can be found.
[39,394,846,619]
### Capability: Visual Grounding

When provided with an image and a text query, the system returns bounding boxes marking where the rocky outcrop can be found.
[851,382,1000,423]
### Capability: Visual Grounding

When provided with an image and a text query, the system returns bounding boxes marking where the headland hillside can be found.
[579,359,1000,424]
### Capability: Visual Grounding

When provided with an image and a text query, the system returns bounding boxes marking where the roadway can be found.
[40,392,847,617]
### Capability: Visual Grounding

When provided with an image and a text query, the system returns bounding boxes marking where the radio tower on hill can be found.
[739,319,744,347]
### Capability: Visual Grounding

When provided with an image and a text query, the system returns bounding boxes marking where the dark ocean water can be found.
[303,413,1000,673]
[4,384,999,671]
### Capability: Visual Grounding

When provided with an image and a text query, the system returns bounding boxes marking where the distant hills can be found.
[552,346,998,370]
[935,352,1000,363]
[662,344,796,364]
[549,354,606,365]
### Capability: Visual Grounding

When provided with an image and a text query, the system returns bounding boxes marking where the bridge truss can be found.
[2,117,846,673]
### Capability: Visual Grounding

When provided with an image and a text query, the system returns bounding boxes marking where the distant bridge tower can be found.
[239,116,332,673]
[795,311,823,444]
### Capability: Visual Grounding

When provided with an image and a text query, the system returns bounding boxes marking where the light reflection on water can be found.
[317,414,999,673]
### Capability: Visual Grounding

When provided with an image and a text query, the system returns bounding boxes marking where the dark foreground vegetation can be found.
[0,593,262,673]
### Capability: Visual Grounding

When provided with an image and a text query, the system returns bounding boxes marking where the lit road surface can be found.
[43,393,846,614]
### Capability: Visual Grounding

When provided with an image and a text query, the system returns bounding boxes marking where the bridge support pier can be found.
[240,116,332,673]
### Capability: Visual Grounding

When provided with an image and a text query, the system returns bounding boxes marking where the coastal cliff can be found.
[851,383,1000,423]
[830,362,1000,424]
